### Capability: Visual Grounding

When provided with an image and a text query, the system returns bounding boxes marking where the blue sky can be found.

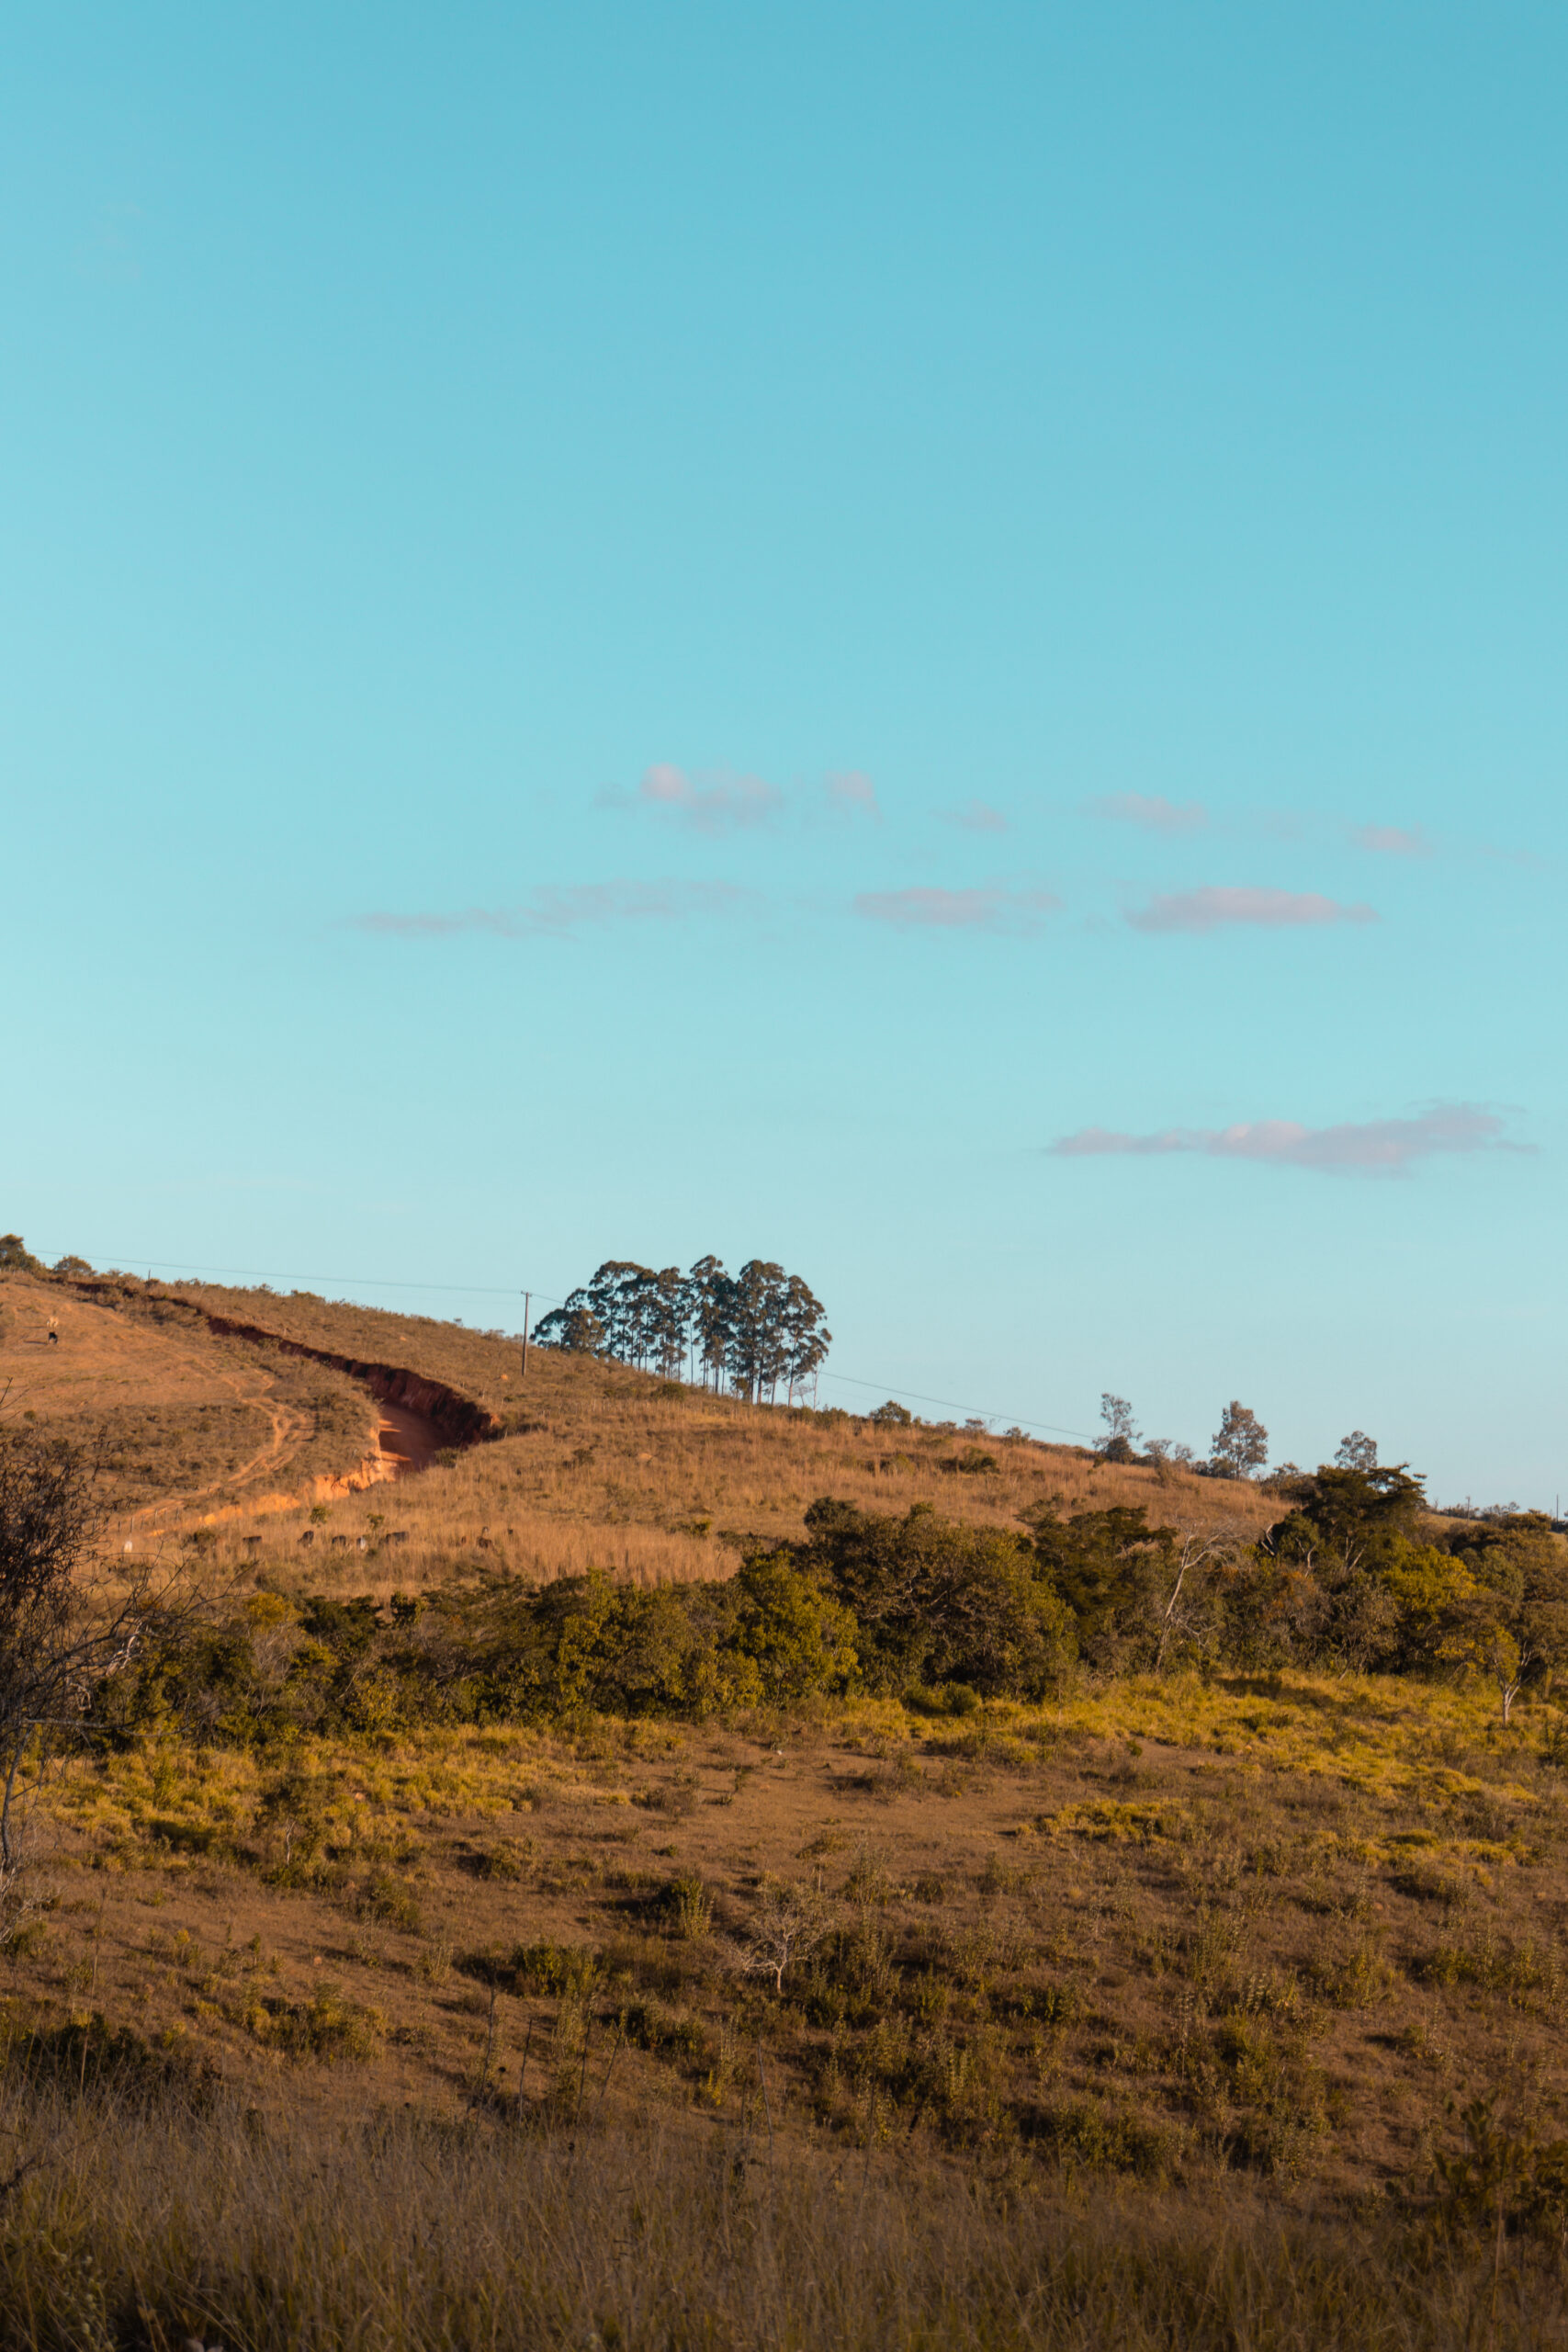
[4,4,1563,1503]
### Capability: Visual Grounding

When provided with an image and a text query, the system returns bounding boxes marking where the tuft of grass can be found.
[663,1874,712,1941]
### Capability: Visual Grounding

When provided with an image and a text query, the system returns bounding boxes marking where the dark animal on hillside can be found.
[242,1535,263,1555]
[298,1529,314,1546]
[329,1534,350,1551]
[386,1529,410,1546]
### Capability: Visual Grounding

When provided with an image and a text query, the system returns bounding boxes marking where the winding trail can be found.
[85,1333,312,1539]
[62,1282,499,1536]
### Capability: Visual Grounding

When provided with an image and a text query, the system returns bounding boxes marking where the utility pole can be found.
[520,1291,531,1382]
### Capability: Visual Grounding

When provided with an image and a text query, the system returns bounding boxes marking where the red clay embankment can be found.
[71,1280,503,1476]
[190,1308,502,1450]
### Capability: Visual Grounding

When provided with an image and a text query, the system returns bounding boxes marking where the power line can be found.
[817,1370,1099,1445]
[46,1250,570,1307]
[43,1246,1098,1444]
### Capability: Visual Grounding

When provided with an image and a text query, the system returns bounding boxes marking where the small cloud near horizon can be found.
[1351,822,1432,857]
[826,770,881,820]
[353,879,753,939]
[941,798,1008,833]
[1050,1102,1524,1179]
[1127,885,1378,933]
[1089,792,1208,834]
[855,886,1060,935]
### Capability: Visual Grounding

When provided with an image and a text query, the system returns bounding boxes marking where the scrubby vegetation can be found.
[90,1468,1568,1744]
[6,1260,1568,2345]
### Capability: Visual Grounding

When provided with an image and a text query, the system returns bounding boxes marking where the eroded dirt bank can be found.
[70,1281,501,1525]
[188,1307,502,1449]
[175,1301,502,1515]
[276,1398,444,1511]
[371,1396,445,1473]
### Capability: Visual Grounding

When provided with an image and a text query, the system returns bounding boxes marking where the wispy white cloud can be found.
[598,762,884,832]
[855,886,1060,935]
[941,799,1008,833]
[1050,1103,1524,1178]
[826,770,881,820]
[1126,885,1378,933]
[354,880,753,939]
[625,763,784,832]
[1351,822,1432,858]
[1089,791,1208,834]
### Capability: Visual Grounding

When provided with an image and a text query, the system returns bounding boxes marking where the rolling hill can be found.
[2,1255,1565,2346]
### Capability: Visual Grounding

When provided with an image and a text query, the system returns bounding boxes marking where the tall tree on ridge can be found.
[536,1250,829,1406]
[684,1257,735,1392]
[782,1272,830,1406]
[584,1262,653,1365]
[727,1260,790,1404]
[1211,1400,1269,1481]
[649,1267,689,1380]
[528,1295,605,1354]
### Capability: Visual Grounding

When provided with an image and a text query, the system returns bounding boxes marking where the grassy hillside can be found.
[4,1265,1567,2345]
[37,1272,1280,1583]
[32,1661,1568,2182]
[12,1658,1568,2343]
[0,1271,381,1525]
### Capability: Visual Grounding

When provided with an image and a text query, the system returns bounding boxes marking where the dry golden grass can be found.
[9,1272,1568,2335]
[6,1269,1282,1587]
[234,1393,1275,1599]
[0,1272,381,1531]
[18,1664,1568,2217]
[7,2075,1562,2350]
[183,1276,1277,1542]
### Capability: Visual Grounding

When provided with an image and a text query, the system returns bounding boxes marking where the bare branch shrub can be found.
[0,1432,156,1939]
[722,1883,829,1993]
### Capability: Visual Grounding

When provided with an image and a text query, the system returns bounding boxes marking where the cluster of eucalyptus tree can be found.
[531,1257,830,1405]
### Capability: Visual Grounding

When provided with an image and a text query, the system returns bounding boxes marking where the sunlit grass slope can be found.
[10,1260,1568,2348]
[89,1272,1282,1580]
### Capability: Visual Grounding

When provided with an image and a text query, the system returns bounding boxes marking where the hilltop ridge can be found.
[2,1263,1280,1578]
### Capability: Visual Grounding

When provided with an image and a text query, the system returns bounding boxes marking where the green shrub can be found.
[1031,2097,1179,2179]
[273,1984,383,2063]
[511,1939,601,1999]
[662,1875,712,1940]
[355,1873,423,1933]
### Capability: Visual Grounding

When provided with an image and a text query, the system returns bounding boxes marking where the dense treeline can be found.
[89,1459,1568,1749]
[532,1257,829,1403]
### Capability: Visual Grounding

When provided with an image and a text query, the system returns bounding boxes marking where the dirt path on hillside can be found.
[140,1373,451,1534]
[17,1276,489,1540]
[126,1346,316,1538]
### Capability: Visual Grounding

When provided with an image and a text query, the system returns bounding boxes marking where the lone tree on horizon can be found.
[1099,1393,1139,1463]
[1211,1399,1269,1480]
